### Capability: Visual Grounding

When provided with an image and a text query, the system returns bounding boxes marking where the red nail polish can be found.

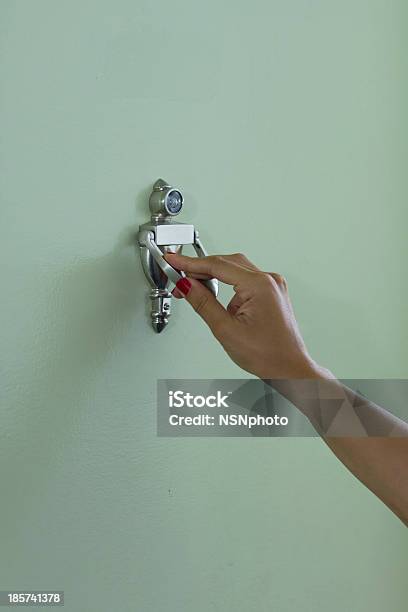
[171,287,183,298]
[176,277,192,296]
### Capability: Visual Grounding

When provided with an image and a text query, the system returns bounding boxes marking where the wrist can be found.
[298,358,333,380]
[266,355,333,380]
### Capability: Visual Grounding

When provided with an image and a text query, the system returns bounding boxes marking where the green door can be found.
[1,1,407,611]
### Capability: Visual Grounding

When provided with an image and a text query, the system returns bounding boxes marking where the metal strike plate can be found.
[137,178,218,333]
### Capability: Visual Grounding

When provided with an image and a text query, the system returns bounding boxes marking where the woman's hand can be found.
[165,252,408,525]
[165,252,323,379]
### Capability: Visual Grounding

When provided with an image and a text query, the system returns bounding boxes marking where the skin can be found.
[165,251,408,526]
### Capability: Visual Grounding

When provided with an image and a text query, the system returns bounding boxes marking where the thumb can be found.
[176,277,230,335]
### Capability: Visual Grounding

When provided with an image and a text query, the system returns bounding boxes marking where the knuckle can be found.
[257,271,274,284]
[278,275,288,288]
[209,255,223,272]
[200,255,218,276]
[233,252,253,266]
[268,272,287,288]
[193,292,210,316]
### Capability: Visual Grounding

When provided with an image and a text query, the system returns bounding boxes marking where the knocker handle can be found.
[138,178,218,332]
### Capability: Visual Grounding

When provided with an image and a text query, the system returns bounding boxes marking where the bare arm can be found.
[270,376,408,525]
[166,251,408,526]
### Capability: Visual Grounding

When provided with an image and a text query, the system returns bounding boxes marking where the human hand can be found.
[166,255,408,527]
[165,252,323,379]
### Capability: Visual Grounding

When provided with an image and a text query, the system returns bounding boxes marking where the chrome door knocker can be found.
[138,178,218,333]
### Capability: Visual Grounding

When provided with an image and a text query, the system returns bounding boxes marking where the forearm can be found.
[268,367,408,526]
[165,250,408,523]
[324,437,408,525]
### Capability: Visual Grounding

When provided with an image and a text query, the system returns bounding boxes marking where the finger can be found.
[166,252,259,279]
[171,286,183,299]
[171,253,259,280]
[223,252,260,272]
[268,272,288,290]
[165,253,253,286]
[176,276,232,336]
[227,292,245,315]
[165,252,259,281]
[164,253,214,280]
[179,272,215,280]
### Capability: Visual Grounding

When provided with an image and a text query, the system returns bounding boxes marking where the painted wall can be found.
[1,1,407,610]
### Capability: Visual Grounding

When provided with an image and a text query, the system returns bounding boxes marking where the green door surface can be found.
[1,1,407,611]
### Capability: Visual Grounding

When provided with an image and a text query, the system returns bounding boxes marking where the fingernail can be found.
[171,287,183,298]
[176,277,192,296]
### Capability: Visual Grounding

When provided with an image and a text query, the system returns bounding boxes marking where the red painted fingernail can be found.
[176,277,192,296]
[171,287,183,298]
